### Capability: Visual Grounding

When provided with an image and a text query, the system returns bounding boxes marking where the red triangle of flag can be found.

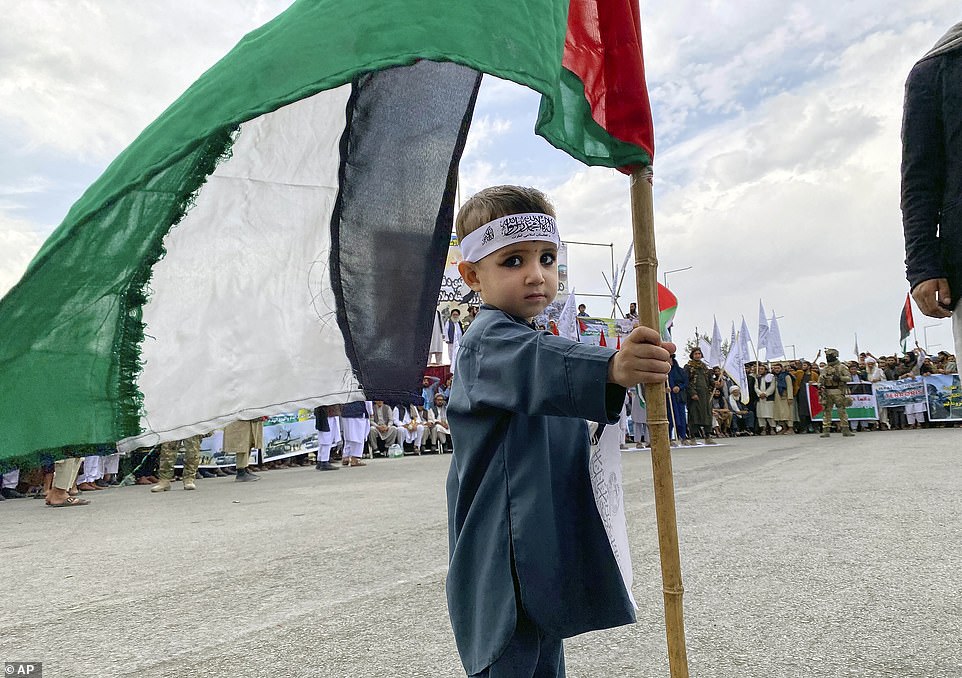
[599,329,607,347]
[616,335,621,350]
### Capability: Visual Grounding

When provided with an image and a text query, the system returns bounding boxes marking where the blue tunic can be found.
[446,307,635,675]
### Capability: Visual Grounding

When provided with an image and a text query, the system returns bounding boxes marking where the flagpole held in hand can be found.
[630,167,690,677]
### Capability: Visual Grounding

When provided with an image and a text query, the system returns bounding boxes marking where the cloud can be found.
[0,175,50,198]
[0,1,292,160]
[462,115,513,158]
[0,213,45,298]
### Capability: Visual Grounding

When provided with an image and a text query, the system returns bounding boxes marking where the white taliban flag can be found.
[709,316,724,367]
[739,315,755,402]
[588,415,637,609]
[557,289,580,342]
[767,311,786,359]
[724,321,750,401]
[757,300,770,359]
[698,334,713,363]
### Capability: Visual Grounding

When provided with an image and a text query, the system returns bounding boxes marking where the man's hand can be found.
[912,278,953,318]
[607,326,674,388]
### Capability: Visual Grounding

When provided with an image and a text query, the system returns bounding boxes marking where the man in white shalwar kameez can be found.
[425,393,452,453]
[397,404,425,454]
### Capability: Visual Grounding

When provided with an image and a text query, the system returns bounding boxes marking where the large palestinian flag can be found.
[0,0,654,468]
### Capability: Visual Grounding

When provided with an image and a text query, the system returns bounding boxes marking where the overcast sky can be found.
[2,1,959,360]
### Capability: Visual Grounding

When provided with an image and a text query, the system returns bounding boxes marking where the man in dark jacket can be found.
[667,355,689,444]
[901,20,962,364]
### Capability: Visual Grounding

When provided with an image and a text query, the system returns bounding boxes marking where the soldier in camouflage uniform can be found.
[817,348,855,438]
[685,348,716,445]
[151,435,203,492]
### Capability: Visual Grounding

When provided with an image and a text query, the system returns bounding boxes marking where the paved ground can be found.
[2,428,961,677]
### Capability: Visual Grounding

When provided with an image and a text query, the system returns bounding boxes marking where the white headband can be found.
[459,213,560,263]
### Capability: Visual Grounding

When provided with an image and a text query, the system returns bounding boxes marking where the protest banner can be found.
[808,382,878,421]
[924,374,962,421]
[873,377,927,409]
[262,409,321,463]
[438,233,469,306]
[577,316,636,346]
[171,430,230,470]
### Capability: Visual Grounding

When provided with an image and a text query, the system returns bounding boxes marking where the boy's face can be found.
[458,240,558,320]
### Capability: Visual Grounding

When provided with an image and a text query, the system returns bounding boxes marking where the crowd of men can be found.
[0,373,458,507]
[638,344,959,446]
[3,302,957,507]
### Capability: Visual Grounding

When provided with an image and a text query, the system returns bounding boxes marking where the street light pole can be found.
[662,266,693,288]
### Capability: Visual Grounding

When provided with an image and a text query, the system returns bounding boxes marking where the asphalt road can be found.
[2,428,960,678]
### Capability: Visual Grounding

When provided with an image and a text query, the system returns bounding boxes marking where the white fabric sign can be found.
[767,312,786,359]
[588,416,637,609]
[757,300,770,358]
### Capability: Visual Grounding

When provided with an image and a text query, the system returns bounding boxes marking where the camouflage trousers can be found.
[821,389,849,429]
[158,435,202,482]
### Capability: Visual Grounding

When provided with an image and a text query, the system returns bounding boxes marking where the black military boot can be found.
[235,467,260,482]
[315,460,339,471]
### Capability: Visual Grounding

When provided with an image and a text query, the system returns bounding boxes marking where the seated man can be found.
[397,403,425,454]
[727,386,755,436]
[368,400,399,456]
[711,387,732,437]
[425,393,452,453]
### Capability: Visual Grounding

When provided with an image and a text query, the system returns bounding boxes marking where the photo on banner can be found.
[262,409,321,463]
[173,430,230,470]
[924,374,962,421]
[199,430,227,468]
[577,317,635,346]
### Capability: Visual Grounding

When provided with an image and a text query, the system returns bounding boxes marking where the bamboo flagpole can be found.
[630,167,690,677]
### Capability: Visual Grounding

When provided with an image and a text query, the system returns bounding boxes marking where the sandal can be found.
[348,458,367,467]
[46,496,91,507]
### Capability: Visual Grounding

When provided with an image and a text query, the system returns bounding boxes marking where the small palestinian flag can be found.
[0,0,655,468]
[900,293,915,351]
[658,282,678,338]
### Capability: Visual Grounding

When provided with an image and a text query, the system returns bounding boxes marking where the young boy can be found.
[446,185,674,677]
